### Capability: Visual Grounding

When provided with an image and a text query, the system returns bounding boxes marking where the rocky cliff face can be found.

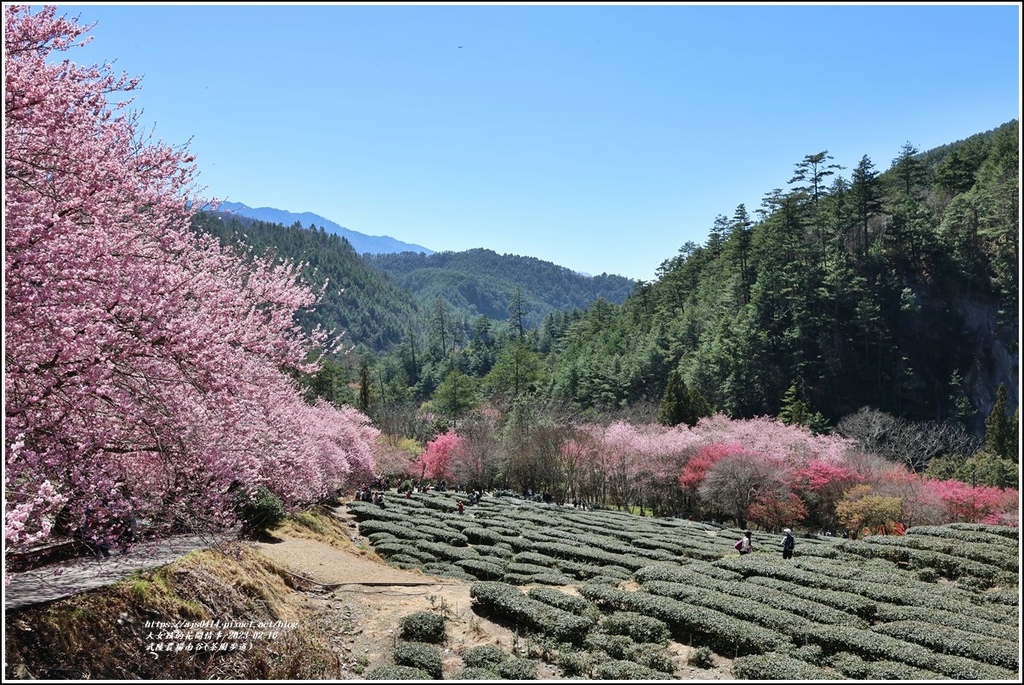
[954,296,1018,431]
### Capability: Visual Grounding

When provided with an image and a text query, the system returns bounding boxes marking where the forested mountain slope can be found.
[195,121,1017,442]
[538,120,1018,431]
[364,248,636,328]
[192,212,421,351]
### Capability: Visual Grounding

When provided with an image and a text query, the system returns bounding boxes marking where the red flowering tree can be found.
[416,430,465,482]
[4,6,377,551]
[794,459,865,533]
[747,491,808,532]
[925,479,1019,525]
[678,442,740,492]
[679,443,789,527]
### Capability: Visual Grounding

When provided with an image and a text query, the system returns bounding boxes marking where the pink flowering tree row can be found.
[412,410,1017,533]
[4,6,378,551]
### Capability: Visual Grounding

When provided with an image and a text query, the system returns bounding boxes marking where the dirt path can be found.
[248,507,546,678]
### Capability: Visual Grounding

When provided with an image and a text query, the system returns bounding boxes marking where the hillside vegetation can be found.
[192,212,421,351]
[534,121,1018,429]
[364,248,635,328]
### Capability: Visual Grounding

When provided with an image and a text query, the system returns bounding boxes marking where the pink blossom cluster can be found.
[4,6,378,550]
[416,430,466,481]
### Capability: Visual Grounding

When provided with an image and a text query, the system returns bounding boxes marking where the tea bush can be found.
[871,619,1018,671]
[364,664,432,680]
[826,651,944,680]
[392,641,443,679]
[497,656,538,680]
[414,539,480,562]
[352,495,1018,681]
[556,648,592,677]
[398,611,446,644]
[526,587,593,615]
[357,520,432,541]
[599,611,671,644]
[421,561,477,581]
[594,658,666,680]
[687,645,715,669]
[469,581,595,644]
[577,582,789,657]
[454,558,506,580]
[634,647,677,674]
[731,653,843,680]
[461,644,507,669]
[872,602,1011,638]
[452,666,501,679]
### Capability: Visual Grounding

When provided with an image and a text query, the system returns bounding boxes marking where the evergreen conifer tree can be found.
[983,384,1013,461]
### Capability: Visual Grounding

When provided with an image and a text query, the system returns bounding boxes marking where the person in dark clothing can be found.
[781,528,795,559]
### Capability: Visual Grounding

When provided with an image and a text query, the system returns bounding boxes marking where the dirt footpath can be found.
[251,515,544,678]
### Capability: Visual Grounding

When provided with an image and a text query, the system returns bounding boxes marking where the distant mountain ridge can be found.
[364,248,636,328]
[213,201,434,255]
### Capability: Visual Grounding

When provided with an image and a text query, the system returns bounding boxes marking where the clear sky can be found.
[42,2,1021,281]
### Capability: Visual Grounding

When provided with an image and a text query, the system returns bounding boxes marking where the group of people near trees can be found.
[735,528,796,559]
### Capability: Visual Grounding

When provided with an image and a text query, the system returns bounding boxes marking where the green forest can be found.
[192,119,1019,489]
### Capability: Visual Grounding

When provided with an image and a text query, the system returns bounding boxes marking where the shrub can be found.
[461,526,507,545]
[470,581,595,644]
[731,653,843,680]
[455,558,506,580]
[421,561,477,581]
[232,484,286,536]
[871,620,1019,671]
[634,648,676,674]
[452,666,501,679]
[398,611,446,644]
[600,611,671,644]
[788,643,824,663]
[364,664,432,680]
[586,632,636,660]
[557,649,592,677]
[392,641,443,679]
[594,659,666,680]
[527,587,593,615]
[497,656,538,680]
[415,539,481,562]
[577,582,790,657]
[359,519,434,540]
[827,652,943,680]
[461,644,507,670]
[688,646,715,669]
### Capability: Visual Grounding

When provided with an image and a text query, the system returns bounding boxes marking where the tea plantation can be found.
[351,491,1020,680]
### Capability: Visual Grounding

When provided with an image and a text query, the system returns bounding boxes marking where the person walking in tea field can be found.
[734,530,754,555]
[781,528,795,560]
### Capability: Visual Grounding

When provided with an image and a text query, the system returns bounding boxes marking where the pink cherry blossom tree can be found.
[5,5,377,552]
[416,430,465,483]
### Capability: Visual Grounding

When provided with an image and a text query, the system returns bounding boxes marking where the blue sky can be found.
[47,2,1020,281]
